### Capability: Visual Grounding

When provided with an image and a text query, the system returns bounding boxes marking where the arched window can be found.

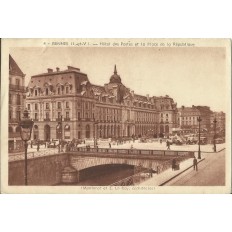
[9,126,13,133]
[16,126,21,133]
[86,125,90,138]
[64,125,70,139]
[33,125,39,140]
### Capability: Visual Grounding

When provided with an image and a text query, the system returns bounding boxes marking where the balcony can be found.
[9,84,26,92]
[33,118,39,122]
[9,118,19,123]
[64,117,71,121]
[56,118,63,122]
[9,132,21,138]
[44,118,51,121]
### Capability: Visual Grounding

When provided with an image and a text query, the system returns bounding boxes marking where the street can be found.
[165,150,225,186]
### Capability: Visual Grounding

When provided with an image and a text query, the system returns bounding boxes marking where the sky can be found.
[10,46,227,112]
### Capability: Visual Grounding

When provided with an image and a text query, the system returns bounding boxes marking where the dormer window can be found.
[66,86,69,94]
[46,88,49,95]
[35,89,38,96]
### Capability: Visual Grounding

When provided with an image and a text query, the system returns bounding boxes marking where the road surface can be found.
[165,150,225,186]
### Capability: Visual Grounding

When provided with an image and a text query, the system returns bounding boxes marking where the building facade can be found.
[26,65,178,142]
[210,111,226,137]
[8,55,26,152]
[178,106,201,134]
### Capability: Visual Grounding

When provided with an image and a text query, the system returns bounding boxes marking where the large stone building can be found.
[26,65,178,142]
[178,105,213,135]
[178,106,201,134]
[210,111,225,137]
[8,55,26,152]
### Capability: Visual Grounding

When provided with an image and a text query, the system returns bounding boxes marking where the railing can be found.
[68,147,194,157]
[9,149,61,162]
[64,118,70,121]
[110,169,153,186]
[9,84,26,92]
[9,132,21,138]
[44,118,51,121]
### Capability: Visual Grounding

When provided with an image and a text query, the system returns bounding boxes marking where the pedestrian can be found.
[166,140,170,150]
[109,143,111,148]
[160,139,162,144]
[193,157,198,171]
[37,143,40,152]
[172,159,176,170]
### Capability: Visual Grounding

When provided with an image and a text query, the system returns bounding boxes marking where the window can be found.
[46,88,49,95]
[35,103,38,110]
[27,104,30,110]
[16,111,21,120]
[35,113,38,120]
[86,113,88,118]
[58,87,60,95]
[9,94,12,104]
[66,102,69,108]
[58,102,61,109]
[46,112,49,119]
[85,102,88,109]
[35,90,37,96]
[78,112,81,120]
[58,112,61,119]
[9,111,12,120]
[16,79,20,87]
[66,112,69,119]
[166,114,168,117]
[66,86,69,94]
[17,95,21,105]
[46,103,49,109]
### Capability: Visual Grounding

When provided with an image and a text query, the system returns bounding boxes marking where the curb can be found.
[159,158,206,186]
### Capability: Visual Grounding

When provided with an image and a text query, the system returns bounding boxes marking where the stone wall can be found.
[9,154,69,186]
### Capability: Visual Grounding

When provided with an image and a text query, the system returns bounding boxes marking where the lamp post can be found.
[213,118,217,152]
[19,109,34,185]
[93,120,98,148]
[197,117,202,159]
[57,115,63,152]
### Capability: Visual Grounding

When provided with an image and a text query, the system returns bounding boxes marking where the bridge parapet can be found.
[67,147,194,158]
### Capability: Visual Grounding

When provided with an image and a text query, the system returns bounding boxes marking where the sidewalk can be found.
[139,155,205,186]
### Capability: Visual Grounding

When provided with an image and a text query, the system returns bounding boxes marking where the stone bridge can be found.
[8,148,194,185]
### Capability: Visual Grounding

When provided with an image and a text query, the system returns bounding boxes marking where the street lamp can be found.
[57,115,63,152]
[19,109,34,185]
[197,117,202,159]
[213,118,217,152]
[93,120,98,148]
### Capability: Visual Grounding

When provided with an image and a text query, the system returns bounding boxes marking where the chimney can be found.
[181,105,185,109]
[67,66,80,71]
[56,67,60,72]
[47,68,53,73]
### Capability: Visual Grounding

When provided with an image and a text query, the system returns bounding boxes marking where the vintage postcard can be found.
[1,38,231,193]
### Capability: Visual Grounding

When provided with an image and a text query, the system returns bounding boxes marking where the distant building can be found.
[26,65,178,141]
[8,55,26,152]
[210,111,225,137]
[178,106,200,134]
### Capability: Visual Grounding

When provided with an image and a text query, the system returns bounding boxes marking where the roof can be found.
[91,85,107,95]
[31,68,87,78]
[9,55,25,77]
[134,94,148,102]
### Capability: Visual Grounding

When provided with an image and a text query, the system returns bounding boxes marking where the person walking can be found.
[172,158,176,171]
[193,157,198,171]
[166,140,170,150]
[37,143,40,152]
[109,143,111,148]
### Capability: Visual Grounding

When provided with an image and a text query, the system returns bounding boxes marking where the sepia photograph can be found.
[1,38,231,193]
